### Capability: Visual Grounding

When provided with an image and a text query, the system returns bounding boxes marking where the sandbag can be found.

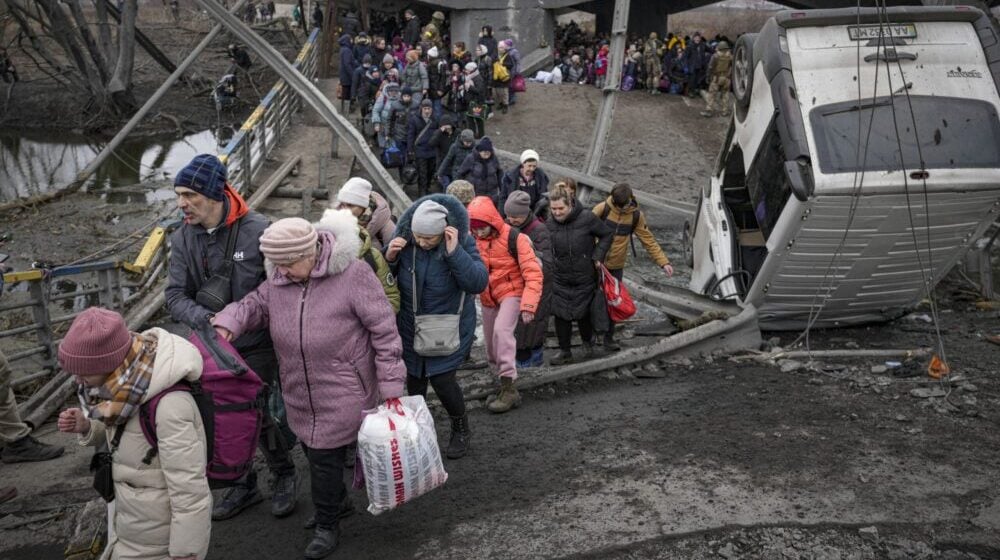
[357,396,448,515]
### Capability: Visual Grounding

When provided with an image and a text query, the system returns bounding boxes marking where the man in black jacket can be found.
[166,154,299,521]
[407,100,440,196]
[403,9,421,47]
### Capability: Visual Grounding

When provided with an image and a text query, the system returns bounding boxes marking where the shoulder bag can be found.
[411,249,464,357]
[196,217,243,313]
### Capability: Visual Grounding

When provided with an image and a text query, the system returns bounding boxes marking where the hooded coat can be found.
[389,194,488,377]
[338,35,356,92]
[466,196,543,312]
[78,328,210,560]
[213,227,406,450]
[592,197,670,270]
[401,60,429,93]
[546,202,613,321]
[456,151,503,205]
[499,164,550,217]
[513,217,554,351]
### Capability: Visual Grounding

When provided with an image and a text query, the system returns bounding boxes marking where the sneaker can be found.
[550,350,573,366]
[304,525,340,559]
[515,358,532,369]
[212,484,264,521]
[0,435,64,464]
[270,472,298,518]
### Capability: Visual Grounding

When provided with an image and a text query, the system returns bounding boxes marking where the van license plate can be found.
[848,23,917,41]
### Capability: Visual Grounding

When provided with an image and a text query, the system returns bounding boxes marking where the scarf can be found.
[78,335,158,428]
[464,69,479,92]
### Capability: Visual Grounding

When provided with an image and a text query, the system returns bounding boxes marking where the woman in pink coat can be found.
[213,217,405,560]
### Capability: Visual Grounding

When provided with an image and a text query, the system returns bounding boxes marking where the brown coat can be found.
[592,197,670,270]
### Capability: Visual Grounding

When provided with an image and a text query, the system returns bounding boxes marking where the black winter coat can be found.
[427,59,449,99]
[456,153,503,204]
[546,203,613,321]
[407,113,439,160]
[514,217,554,350]
[403,17,421,47]
[499,165,550,217]
[436,140,474,182]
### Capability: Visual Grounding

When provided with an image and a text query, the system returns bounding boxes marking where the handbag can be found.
[195,217,243,313]
[411,250,464,357]
[381,142,405,168]
[90,426,124,502]
[511,74,526,93]
[601,264,637,322]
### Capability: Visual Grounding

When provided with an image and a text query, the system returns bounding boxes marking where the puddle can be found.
[0,127,235,202]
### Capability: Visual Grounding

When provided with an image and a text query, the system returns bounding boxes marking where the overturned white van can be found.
[685,6,1000,330]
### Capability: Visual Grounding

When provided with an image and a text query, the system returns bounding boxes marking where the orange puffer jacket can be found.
[467,196,543,312]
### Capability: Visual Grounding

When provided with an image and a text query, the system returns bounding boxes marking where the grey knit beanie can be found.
[504,190,532,218]
[411,200,449,235]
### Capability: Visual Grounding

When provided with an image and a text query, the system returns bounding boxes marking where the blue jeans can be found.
[431,98,443,119]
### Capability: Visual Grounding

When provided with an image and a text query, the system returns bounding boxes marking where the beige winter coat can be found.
[79,328,212,560]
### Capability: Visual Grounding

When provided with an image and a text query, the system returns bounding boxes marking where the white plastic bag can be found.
[357,396,448,515]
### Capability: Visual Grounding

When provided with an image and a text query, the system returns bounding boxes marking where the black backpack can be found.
[600,204,640,257]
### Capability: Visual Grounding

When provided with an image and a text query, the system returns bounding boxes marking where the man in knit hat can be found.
[499,148,549,218]
[166,154,299,521]
[437,129,475,189]
[0,263,64,467]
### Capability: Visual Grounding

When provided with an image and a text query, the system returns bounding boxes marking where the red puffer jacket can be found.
[467,196,543,312]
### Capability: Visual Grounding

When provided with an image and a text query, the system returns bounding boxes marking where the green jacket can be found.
[359,228,400,313]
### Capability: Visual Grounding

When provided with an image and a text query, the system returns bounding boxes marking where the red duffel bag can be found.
[600,264,636,322]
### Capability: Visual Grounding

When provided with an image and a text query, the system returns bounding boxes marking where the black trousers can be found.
[406,370,466,418]
[240,347,296,486]
[416,156,438,197]
[302,444,349,529]
[554,315,594,352]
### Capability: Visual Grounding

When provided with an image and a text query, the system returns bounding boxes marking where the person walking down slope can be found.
[546,187,612,365]
[58,308,211,560]
[384,196,488,459]
[213,218,405,559]
[467,196,543,413]
[499,149,549,217]
[504,191,554,368]
[592,183,673,351]
[456,136,503,206]
[333,177,397,251]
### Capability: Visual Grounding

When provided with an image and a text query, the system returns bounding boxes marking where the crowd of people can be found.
[0,144,676,558]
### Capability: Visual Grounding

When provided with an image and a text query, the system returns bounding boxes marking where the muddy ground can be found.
[2,75,999,558]
[0,3,301,136]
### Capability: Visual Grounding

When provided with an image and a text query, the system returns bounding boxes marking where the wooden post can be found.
[28,280,55,370]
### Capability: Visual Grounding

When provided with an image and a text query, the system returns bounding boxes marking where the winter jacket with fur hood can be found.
[214,226,406,449]
[389,194,488,377]
[319,208,400,313]
[364,191,396,250]
[78,328,210,560]
[467,196,543,312]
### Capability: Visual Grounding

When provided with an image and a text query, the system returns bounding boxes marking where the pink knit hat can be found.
[259,218,318,264]
[58,307,133,376]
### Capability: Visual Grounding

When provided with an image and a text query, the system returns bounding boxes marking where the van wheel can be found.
[682,220,694,268]
[733,33,757,112]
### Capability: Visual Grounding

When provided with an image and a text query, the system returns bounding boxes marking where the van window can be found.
[746,122,791,240]
[810,95,1000,174]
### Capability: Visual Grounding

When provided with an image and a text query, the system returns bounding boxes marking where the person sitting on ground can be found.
[58,307,211,560]
[213,218,405,559]
[437,128,475,190]
[457,136,503,206]
[499,149,550,217]
[384,196,488,460]
[504,191,554,369]
[546,186,613,365]
[333,177,396,250]
[566,54,586,84]
[467,196,543,413]
[592,183,673,351]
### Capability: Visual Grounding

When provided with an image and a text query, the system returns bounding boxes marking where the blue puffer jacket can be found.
[390,194,488,377]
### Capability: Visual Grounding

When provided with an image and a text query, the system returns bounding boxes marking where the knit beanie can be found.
[420,98,433,108]
[446,180,475,205]
[336,177,372,208]
[411,200,449,235]
[504,190,532,218]
[427,46,439,59]
[464,61,478,72]
[459,129,475,143]
[259,218,319,264]
[520,149,539,164]
[475,137,494,153]
[58,307,133,376]
[174,154,227,201]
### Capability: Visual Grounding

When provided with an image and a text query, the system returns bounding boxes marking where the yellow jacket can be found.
[593,197,670,270]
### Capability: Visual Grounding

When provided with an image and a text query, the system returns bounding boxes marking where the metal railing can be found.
[1,29,321,388]
[220,27,320,191]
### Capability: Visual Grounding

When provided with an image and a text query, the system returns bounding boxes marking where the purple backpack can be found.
[139,326,264,488]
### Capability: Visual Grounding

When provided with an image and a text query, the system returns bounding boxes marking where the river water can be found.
[0,128,234,202]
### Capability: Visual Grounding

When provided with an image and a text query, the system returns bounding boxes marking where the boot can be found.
[0,435,64,464]
[604,333,621,352]
[269,471,298,518]
[304,496,356,528]
[488,378,522,414]
[304,525,340,559]
[212,479,263,520]
[550,350,573,366]
[446,415,471,459]
[581,342,596,360]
